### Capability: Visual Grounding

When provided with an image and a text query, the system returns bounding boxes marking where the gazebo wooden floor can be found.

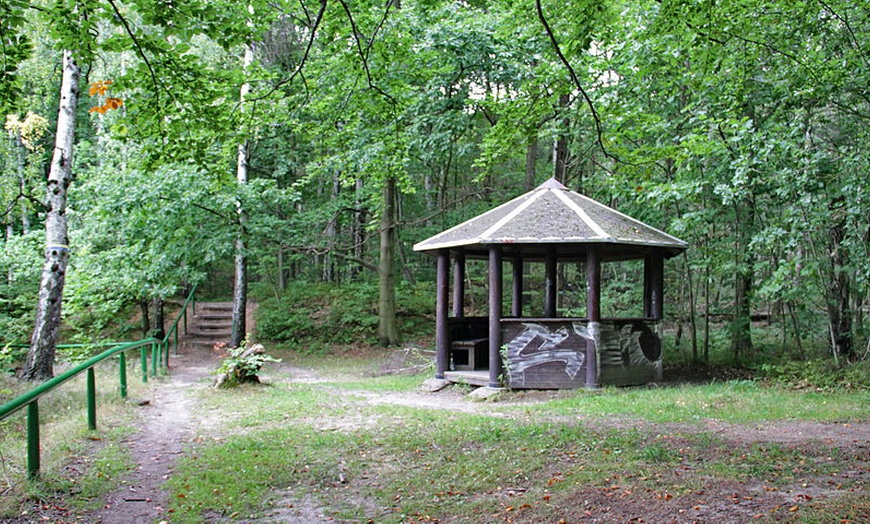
[444,370,490,387]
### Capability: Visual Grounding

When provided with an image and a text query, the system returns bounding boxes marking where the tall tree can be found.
[21,49,79,380]
[231,42,255,348]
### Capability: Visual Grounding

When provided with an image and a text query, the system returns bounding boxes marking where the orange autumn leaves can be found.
[88,80,123,114]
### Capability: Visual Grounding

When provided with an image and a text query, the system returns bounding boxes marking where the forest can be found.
[2,0,869,380]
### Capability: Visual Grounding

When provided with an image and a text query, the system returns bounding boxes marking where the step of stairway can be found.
[194,323,232,332]
[196,310,233,319]
[196,302,234,312]
[179,301,245,352]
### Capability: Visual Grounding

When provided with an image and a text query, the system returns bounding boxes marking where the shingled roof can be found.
[413,178,687,260]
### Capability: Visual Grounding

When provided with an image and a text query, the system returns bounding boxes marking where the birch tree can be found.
[20,49,80,380]
[231,42,255,348]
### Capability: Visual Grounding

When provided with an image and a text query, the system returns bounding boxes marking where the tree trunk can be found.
[703,260,710,363]
[140,300,151,338]
[350,178,365,280]
[150,297,165,339]
[553,94,569,183]
[730,203,754,361]
[682,252,699,362]
[21,50,80,381]
[525,135,538,191]
[277,248,288,292]
[323,173,339,283]
[826,211,853,360]
[5,223,13,290]
[230,244,247,347]
[378,177,401,346]
[13,133,30,234]
[230,43,254,349]
[731,270,753,361]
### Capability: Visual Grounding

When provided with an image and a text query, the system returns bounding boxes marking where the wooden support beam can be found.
[643,253,653,318]
[511,257,523,318]
[586,247,601,389]
[544,245,557,317]
[453,250,466,318]
[488,247,503,388]
[649,252,665,320]
[435,250,449,379]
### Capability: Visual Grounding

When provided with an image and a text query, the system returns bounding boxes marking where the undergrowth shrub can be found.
[755,359,870,390]
[214,341,281,388]
[255,280,434,345]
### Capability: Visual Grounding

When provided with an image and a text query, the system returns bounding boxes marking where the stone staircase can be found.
[184,302,234,351]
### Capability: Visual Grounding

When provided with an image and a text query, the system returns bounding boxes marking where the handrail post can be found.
[141,347,148,382]
[174,328,179,355]
[86,368,97,431]
[27,402,40,479]
[119,352,127,398]
[151,342,157,377]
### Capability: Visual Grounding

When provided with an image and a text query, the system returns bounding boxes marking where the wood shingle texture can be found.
[413,178,687,260]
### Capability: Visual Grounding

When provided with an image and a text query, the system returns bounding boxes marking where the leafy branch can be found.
[338,0,398,107]
[1,190,47,219]
[535,0,616,163]
[104,0,165,123]
[252,0,328,102]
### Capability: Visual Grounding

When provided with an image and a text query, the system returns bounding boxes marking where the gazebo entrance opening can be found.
[415,179,687,389]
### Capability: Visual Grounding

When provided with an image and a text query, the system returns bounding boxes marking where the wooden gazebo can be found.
[413,178,688,389]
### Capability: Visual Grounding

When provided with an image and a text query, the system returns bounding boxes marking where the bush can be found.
[255,284,325,342]
[214,342,281,388]
[255,280,435,345]
[755,359,870,390]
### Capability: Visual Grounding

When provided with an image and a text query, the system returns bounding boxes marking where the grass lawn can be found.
[163,347,870,523]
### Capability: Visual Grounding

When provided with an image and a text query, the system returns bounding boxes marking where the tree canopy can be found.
[1,0,868,373]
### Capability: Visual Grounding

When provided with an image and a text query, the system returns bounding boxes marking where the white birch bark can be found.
[230,42,254,348]
[22,50,80,380]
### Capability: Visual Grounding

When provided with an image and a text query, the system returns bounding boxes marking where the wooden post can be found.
[586,247,601,389]
[511,257,523,317]
[453,250,465,318]
[488,247,503,388]
[435,250,449,379]
[643,253,653,318]
[544,246,557,317]
[649,252,664,320]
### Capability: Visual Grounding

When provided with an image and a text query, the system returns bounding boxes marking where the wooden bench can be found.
[450,338,488,370]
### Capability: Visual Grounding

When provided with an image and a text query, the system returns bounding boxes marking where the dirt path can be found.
[88,345,219,524]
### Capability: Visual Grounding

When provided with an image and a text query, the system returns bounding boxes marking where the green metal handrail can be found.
[162,284,198,363]
[0,285,198,479]
[0,338,159,479]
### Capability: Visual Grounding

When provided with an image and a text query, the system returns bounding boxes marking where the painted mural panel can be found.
[503,321,588,388]
[503,319,662,389]
[598,320,663,387]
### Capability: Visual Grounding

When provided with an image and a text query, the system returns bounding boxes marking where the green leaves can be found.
[0,0,32,113]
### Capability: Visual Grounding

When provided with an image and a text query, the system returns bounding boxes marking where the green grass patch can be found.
[169,369,870,523]
[166,350,870,523]
[519,380,870,423]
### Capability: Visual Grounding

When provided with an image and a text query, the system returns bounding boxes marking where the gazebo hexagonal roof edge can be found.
[413,178,688,259]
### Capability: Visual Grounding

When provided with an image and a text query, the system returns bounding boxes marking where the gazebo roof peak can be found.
[537,177,568,190]
[413,178,688,260]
